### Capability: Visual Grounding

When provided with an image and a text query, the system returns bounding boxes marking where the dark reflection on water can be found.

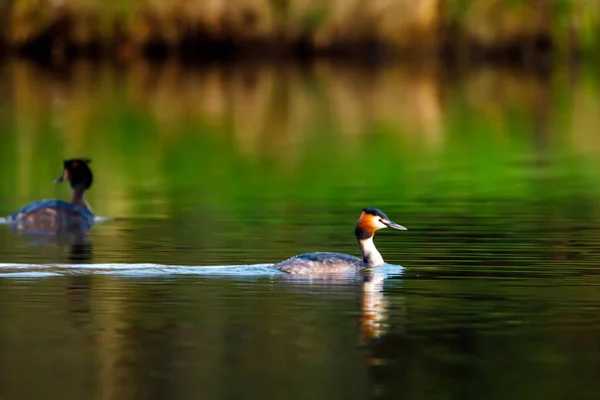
[2,270,600,399]
[0,59,600,399]
[0,272,397,400]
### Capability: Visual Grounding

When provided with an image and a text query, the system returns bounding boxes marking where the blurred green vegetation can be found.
[2,0,600,59]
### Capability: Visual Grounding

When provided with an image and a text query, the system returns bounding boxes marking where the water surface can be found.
[0,60,600,399]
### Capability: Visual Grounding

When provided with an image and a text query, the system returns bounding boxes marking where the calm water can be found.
[1,60,600,399]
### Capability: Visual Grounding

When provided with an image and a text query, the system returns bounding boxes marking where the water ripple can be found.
[0,262,403,279]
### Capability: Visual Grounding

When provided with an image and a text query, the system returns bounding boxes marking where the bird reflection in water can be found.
[10,228,94,264]
[281,268,404,347]
[360,271,390,345]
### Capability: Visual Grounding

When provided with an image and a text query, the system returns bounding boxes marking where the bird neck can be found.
[71,188,91,211]
[358,235,384,267]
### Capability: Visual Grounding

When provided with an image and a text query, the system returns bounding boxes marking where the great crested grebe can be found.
[274,207,407,274]
[8,158,95,232]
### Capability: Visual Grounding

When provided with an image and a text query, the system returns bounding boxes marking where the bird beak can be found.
[382,220,407,230]
[53,170,66,184]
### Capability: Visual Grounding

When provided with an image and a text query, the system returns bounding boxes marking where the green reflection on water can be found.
[0,61,599,267]
[0,60,600,400]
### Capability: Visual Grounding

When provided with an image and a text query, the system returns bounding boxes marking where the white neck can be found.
[359,236,384,267]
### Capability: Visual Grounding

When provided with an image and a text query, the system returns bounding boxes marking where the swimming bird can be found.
[274,207,406,274]
[8,158,95,233]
